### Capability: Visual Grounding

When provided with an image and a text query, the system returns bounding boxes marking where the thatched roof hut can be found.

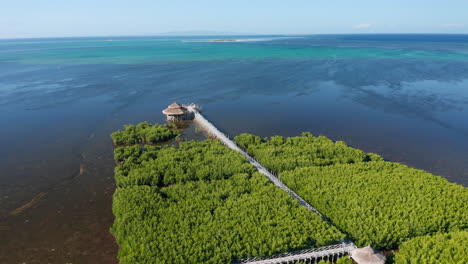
[163,102,187,115]
[350,246,386,264]
[162,102,191,121]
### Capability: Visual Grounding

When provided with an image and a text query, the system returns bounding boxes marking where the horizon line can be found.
[1,32,468,41]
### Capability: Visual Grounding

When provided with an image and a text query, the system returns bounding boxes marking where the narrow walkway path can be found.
[187,106,357,263]
[236,243,357,264]
[188,106,326,219]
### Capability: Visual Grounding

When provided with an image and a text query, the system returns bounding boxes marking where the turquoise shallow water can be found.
[1,34,468,185]
[2,35,468,64]
[0,34,468,263]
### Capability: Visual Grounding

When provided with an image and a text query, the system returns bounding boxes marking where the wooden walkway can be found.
[186,105,357,263]
[236,243,357,264]
[187,105,326,219]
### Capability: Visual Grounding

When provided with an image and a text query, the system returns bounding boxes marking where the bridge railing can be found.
[236,242,357,264]
[187,107,329,222]
[186,106,359,263]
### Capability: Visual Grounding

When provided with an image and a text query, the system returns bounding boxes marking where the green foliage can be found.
[114,140,255,188]
[112,173,345,264]
[114,145,144,162]
[234,133,382,172]
[111,139,345,263]
[111,121,179,145]
[394,231,468,264]
[235,133,263,149]
[111,128,467,263]
[336,257,353,264]
[315,258,352,264]
[235,132,467,250]
[280,162,468,249]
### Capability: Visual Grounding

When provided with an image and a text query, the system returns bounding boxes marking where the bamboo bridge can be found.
[185,105,359,264]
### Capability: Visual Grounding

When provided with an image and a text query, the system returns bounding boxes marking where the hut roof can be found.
[162,102,187,115]
[168,102,182,109]
[350,246,386,264]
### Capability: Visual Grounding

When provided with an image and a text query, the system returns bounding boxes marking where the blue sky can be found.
[1,0,468,38]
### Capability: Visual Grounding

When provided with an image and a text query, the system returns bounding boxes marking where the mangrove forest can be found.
[110,125,467,263]
[111,139,344,263]
[111,121,179,145]
[234,133,468,251]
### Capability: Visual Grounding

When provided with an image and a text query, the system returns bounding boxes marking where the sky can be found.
[1,0,468,39]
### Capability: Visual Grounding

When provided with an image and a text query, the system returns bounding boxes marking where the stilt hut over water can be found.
[162,102,192,121]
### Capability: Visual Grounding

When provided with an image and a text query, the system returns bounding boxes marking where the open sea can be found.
[1,34,468,263]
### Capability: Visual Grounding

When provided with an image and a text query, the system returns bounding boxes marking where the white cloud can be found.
[355,23,372,29]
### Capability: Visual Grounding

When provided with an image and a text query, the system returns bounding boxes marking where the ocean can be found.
[1,34,468,263]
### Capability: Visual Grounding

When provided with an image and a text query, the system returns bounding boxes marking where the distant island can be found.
[157,30,250,36]
[211,39,238,42]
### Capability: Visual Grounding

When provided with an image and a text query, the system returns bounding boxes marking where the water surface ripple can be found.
[0,34,467,263]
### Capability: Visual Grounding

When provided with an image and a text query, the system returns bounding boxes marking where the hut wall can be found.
[166,112,193,121]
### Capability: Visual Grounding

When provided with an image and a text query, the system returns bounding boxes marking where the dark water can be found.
[1,34,468,263]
